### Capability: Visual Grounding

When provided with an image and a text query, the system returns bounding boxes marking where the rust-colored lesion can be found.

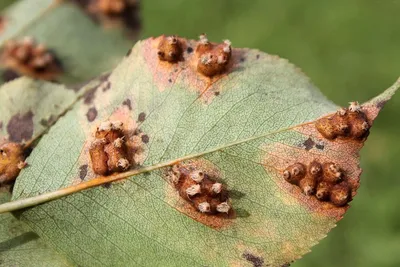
[142,34,246,104]
[164,159,236,229]
[0,141,26,185]
[80,106,149,183]
[0,37,63,81]
[262,101,383,219]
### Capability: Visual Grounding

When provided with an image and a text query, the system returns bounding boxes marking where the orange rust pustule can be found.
[308,160,323,180]
[315,104,370,141]
[0,142,26,184]
[282,160,353,207]
[322,162,342,184]
[89,139,109,175]
[196,36,232,77]
[173,163,232,215]
[330,182,351,207]
[157,35,183,63]
[0,37,62,81]
[316,181,332,201]
[89,121,131,175]
[283,163,306,185]
[299,175,316,196]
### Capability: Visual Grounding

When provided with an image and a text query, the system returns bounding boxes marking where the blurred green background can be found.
[2,0,400,266]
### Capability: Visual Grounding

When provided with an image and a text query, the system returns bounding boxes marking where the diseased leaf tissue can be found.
[0,33,398,267]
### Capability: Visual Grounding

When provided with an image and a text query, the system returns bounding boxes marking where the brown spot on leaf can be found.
[242,252,265,267]
[7,111,34,142]
[86,107,98,122]
[84,87,97,105]
[315,143,324,150]
[122,98,132,110]
[141,134,149,143]
[138,112,146,122]
[79,164,88,180]
[302,137,315,151]
[0,121,2,130]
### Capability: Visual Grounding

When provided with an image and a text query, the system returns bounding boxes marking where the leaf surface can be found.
[0,75,106,144]
[0,0,137,84]
[6,37,399,266]
[0,190,73,266]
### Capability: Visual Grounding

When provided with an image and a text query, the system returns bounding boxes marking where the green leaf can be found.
[0,190,73,266]
[0,0,137,84]
[0,75,107,144]
[4,37,399,266]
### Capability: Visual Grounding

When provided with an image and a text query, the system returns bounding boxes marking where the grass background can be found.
[2,0,400,266]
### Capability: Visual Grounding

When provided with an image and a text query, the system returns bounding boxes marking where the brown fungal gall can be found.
[282,163,306,185]
[315,181,332,201]
[299,176,316,196]
[347,108,370,139]
[0,142,26,184]
[0,37,62,80]
[330,182,351,207]
[308,160,323,179]
[196,35,232,77]
[89,139,109,175]
[315,117,337,140]
[157,35,183,63]
[89,120,131,175]
[172,164,232,215]
[322,162,342,184]
[315,102,370,140]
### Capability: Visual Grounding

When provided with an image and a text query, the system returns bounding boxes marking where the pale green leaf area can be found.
[0,0,135,85]
[0,190,72,266]
[8,37,386,267]
[0,75,106,143]
[0,77,76,143]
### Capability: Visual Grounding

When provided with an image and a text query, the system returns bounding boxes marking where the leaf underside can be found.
[0,0,136,85]
[1,36,398,266]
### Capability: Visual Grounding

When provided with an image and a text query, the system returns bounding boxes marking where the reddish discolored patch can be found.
[7,111,34,143]
[262,101,386,219]
[142,35,246,104]
[164,159,235,229]
[0,37,63,81]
